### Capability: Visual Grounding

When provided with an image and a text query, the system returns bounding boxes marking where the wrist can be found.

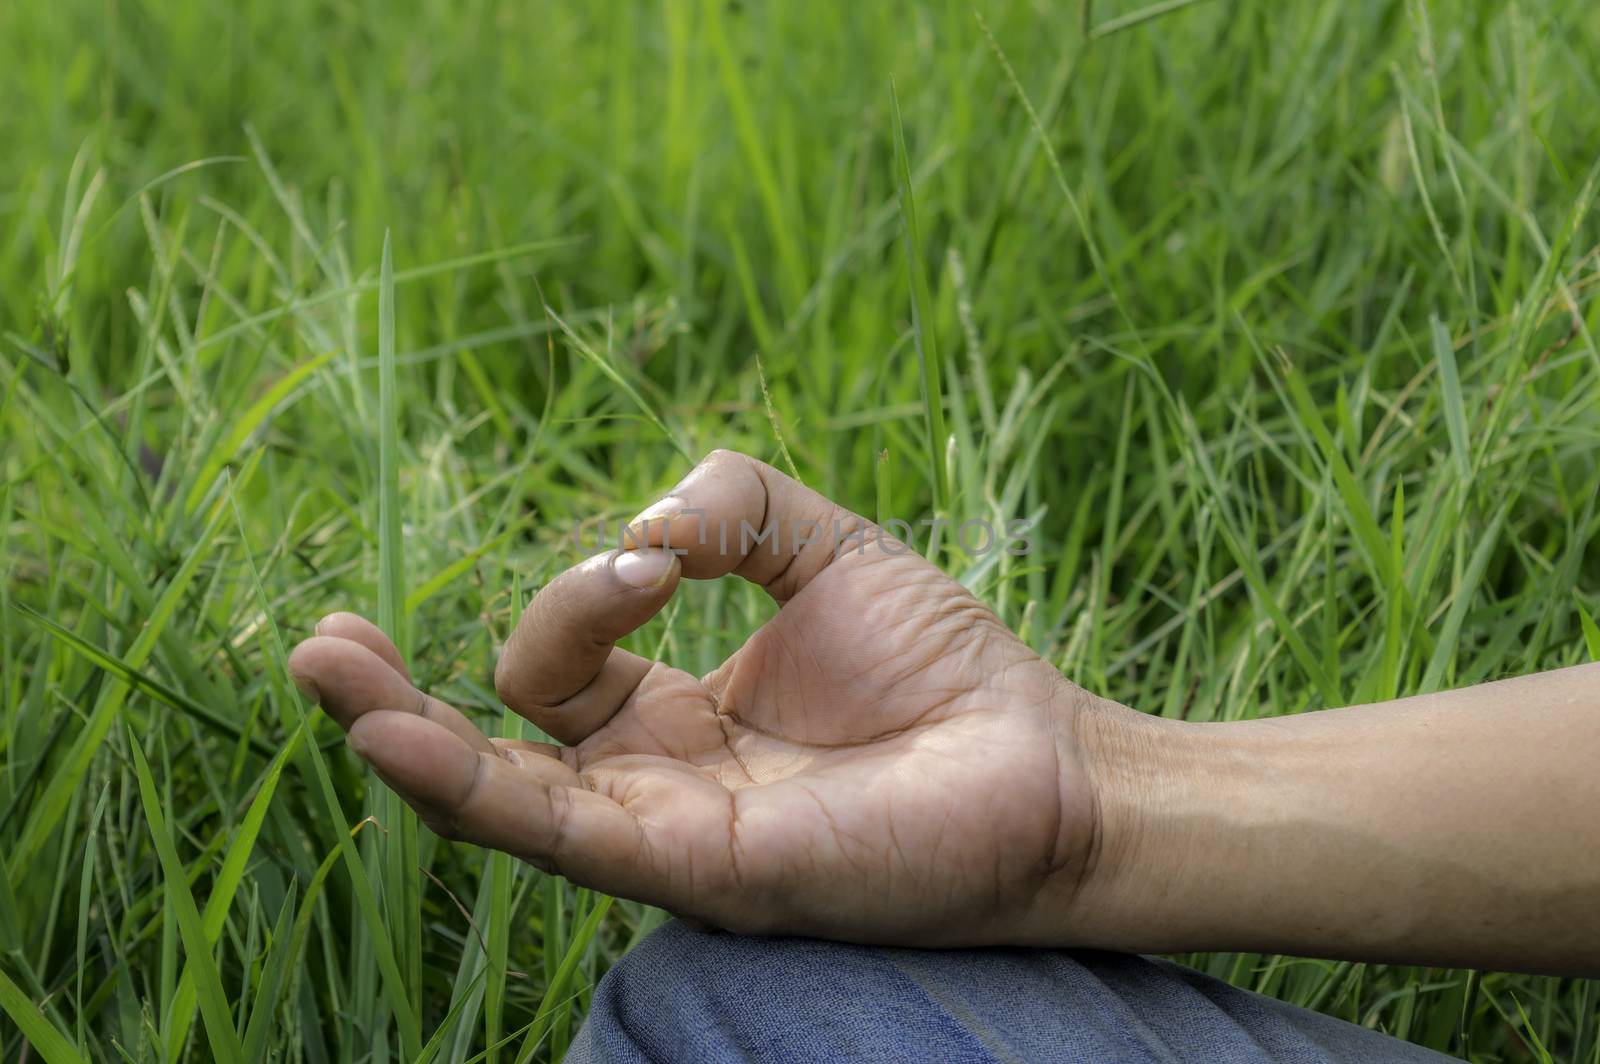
[1052,694,1204,949]
[1009,673,1289,953]
[1000,677,1187,948]
[1029,689,1267,953]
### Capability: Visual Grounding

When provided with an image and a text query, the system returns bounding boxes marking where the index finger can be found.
[624,449,879,603]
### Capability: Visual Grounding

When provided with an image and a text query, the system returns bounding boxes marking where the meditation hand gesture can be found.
[289,450,1099,944]
[291,449,1600,973]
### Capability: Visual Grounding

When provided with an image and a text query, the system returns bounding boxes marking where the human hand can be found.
[288,450,1113,945]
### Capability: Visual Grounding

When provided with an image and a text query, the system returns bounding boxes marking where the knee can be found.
[570,920,903,1062]
[586,920,815,1030]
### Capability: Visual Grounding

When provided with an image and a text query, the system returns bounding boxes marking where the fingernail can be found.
[613,547,677,588]
[628,495,684,528]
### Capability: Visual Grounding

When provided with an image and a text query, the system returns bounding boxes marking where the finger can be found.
[494,548,679,745]
[491,737,569,762]
[313,611,410,681]
[289,635,496,754]
[521,647,658,745]
[347,711,651,885]
[623,449,878,602]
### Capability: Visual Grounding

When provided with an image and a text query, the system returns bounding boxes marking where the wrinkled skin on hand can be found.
[289,450,1104,945]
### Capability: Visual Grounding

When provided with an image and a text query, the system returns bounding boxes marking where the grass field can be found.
[3,0,1599,1059]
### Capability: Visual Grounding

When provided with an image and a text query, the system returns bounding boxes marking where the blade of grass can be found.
[163,733,301,1059]
[1574,596,1600,662]
[754,352,800,480]
[1275,350,1394,586]
[975,11,1153,366]
[12,604,276,758]
[1378,481,1406,701]
[486,690,524,1064]
[183,351,334,515]
[72,788,109,1051]
[484,846,514,1064]
[377,232,406,647]
[544,304,690,460]
[376,230,424,1027]
[513,894,615,1064]
[1088,375,1135,685]
[1179,402,1342,706]
[8,475,240,872]
[415,966,490,1064]
[228,483,423,1057]
[702,0,806,307]
[0,964,86,1064]
[188,236,582,357]
[405,519,528,616]
[890,80,950,519]
[1430,316,1472,483]
[1088,0,1214,39]
[240,825,370,1060]
[236,885,296,1060]
[126,731,246,1064]
[1420,504,1509,692]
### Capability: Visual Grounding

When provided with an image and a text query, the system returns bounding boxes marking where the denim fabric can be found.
[567,921,1458,1063]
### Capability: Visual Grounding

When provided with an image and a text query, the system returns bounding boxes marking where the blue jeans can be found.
[568,921,1456,1062]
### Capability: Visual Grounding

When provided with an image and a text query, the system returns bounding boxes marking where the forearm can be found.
[1054,664,1600,976]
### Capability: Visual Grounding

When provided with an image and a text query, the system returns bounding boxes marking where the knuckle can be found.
[703,448,759,478]
[492,650,516,704]
[547,783,576,846]
[423,814,460,841]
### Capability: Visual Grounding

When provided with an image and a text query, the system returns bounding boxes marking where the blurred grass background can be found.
[2,0,1598,1059]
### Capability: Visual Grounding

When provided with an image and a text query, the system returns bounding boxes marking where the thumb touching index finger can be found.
[624,449,875,602]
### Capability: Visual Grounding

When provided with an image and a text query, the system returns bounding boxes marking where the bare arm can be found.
[1058,665,1600,976]
[289,450,1600,977]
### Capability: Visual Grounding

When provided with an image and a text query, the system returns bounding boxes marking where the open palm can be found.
[289,451,1097,944]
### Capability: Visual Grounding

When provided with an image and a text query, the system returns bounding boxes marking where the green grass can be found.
[2,0,1598,1059]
